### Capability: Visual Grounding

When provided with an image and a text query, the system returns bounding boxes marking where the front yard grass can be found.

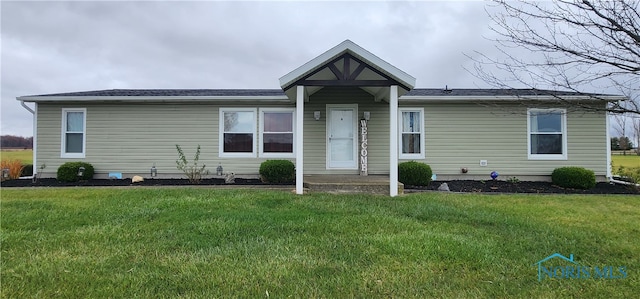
[2,189,638,297]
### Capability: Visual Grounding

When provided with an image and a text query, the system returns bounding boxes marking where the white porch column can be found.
[389,85,399,197]
[605,112,612,179]
[296,85,305,194]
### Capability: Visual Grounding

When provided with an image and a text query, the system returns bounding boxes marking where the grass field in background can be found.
[1,149,636,171]
[612,154,640,169]
[2,189,638,298]
[0,149,33,164]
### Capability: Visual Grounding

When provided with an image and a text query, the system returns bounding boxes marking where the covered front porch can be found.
[278,40,416,196]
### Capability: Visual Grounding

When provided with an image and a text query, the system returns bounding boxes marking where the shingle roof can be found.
[27,89,286,97]
[27,88,605,98]
[405,88,608,97]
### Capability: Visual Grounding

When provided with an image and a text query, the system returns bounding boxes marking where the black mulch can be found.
[0,178,282,188]
[411,180,640,195]
[2,178,638,194]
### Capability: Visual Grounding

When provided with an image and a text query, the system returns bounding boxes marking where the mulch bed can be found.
[411,180,640,195]
[0,178,275,188]
[2,178,638,194]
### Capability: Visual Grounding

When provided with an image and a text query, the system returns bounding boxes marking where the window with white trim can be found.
[260,108,295,157]
[528,108,567,160]
[219,108,257,157]
[399,108,425,159]
[61,108,86,158]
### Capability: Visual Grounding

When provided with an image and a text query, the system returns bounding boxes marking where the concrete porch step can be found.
[303,175,403,195]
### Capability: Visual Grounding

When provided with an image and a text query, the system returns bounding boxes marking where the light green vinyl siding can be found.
[36,102,294,178]
[35,95,608,179]
[412,103,608,177]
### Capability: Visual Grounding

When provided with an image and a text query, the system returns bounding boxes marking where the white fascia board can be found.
[279,40,416,89]
[399,95,627,102]
[347,47,416,89]
[17,96,290,103]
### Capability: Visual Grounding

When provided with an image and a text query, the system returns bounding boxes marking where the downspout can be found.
[20,100,34,114]
[19,100,37,178]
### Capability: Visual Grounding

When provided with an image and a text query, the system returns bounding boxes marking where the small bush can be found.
[551,167,596,189]
[57,162,95,182]
[21,164,33,177]
[259,160,295,183]
[507,176,520,184]
[399,161,432,186]
[615,165,640,185]
[1,159,24,180]
[176,144,209,184]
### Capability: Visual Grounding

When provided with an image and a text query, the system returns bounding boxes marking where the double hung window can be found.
[399,108,425,159]
[220,108,257,157]
[528,108,567,160]
[220,108,295,158]
[260,109,294,157]
[61,108,86,158]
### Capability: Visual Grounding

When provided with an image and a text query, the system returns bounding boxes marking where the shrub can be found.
[398,161,432,186]
[259,160,295,183]
[21,164,33,177]
[1,159,24,180]
[57,162,95,182]
[551,167,596,189]
[615,165,640,185]
[176,144,209,184]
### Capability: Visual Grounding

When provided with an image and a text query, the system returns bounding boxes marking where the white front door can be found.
[327,105,357,169]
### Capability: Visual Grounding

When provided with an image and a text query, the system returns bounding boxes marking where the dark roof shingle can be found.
[29,89,286,97]
[25,88,618,98]
[405,88,606,97]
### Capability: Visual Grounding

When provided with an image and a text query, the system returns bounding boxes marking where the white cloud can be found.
[0,1,526,137]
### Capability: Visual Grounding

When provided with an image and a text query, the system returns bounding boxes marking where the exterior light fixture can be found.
[363,111,370,121]
[77,166,85,178]
[150,164,157,177]
[216,163,223,176]
[2,168,9,179]
[314,111,321,121]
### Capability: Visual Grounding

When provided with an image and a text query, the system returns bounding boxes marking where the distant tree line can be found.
[1,135,33,149]
[611,137,634,151]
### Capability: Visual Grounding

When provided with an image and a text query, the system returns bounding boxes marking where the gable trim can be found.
[279,40,416,91]
[283,52,412,91]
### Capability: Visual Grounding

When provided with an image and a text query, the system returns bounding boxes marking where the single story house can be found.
[18,40,623,196]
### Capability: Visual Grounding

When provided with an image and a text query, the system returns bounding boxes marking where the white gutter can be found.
[19,100,37,178]
[399,95,627,102]
[610,177,640,187]
[17,95,291,103]
[20,100,35,113]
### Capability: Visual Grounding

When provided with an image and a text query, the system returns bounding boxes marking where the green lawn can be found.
[612,154,640,169]
[1,189,638,298]
[0,149,33,164]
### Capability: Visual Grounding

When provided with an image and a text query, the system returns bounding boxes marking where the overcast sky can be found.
[1,0,506,137]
